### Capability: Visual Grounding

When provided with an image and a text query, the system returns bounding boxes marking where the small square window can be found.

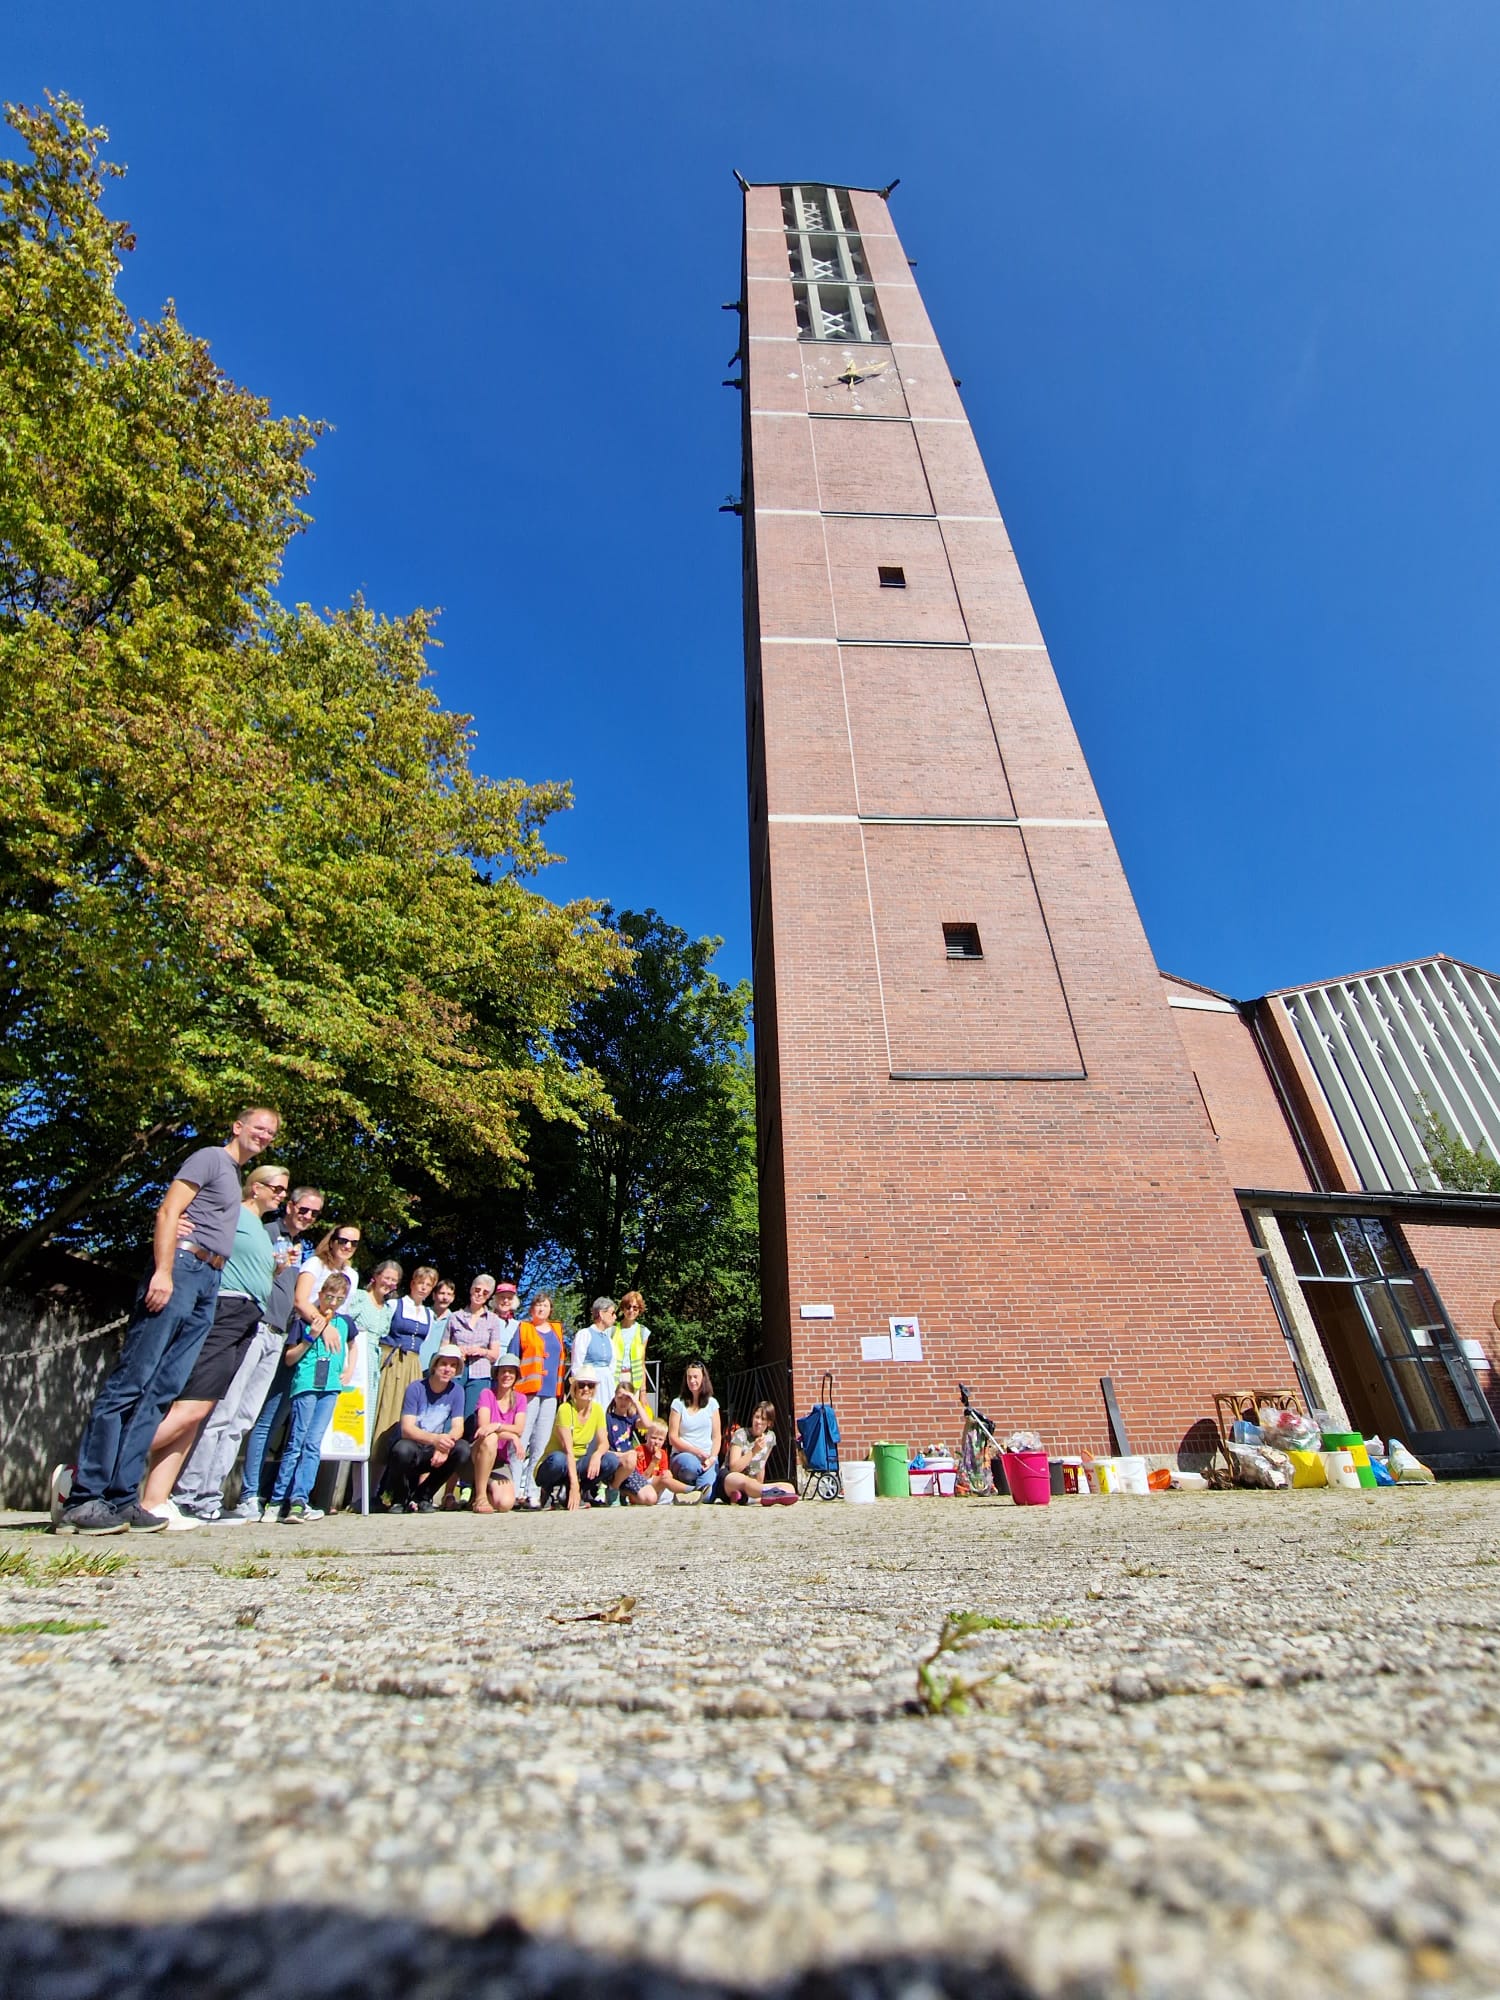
[944,922,983,960]
[878,565,906,588]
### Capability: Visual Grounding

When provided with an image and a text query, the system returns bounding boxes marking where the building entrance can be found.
[1278,1213,1500,1471]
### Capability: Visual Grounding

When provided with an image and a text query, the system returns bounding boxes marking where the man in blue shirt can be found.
[56,1107,281,1535]
[376,1347,468,1512]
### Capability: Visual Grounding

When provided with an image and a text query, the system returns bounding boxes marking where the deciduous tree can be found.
[519,909,759,1383]
[0,95,624,1279]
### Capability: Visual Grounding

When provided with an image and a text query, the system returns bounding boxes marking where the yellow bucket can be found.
[1286,1448,1327,1488]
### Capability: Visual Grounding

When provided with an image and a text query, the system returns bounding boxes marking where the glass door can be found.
[1352,1270,1500,1463]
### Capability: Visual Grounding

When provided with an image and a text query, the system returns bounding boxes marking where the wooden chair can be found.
[1211,1389,1305,1477]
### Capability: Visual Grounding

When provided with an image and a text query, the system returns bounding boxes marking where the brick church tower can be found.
[737,180,1287,1456]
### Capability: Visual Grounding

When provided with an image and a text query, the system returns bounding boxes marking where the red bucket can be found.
[1001,1450,1051,1507]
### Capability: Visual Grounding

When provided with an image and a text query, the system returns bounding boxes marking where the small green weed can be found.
[915,1611,1015,1716]
[1123,1564,1168,1578]
[0,1549,35,1580]
[213,1559,276,1580]
[306,1568,357,1592]
[44,1549,127,1579]
[0,1618,105,1636]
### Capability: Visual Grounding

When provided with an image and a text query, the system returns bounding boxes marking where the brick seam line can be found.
[810,438,897,1077]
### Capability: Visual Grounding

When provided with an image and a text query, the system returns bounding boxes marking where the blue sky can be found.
[10,2,1499,998]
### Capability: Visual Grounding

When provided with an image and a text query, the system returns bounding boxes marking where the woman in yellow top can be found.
[613,1290,652,1407]
[534,1368,628,1510]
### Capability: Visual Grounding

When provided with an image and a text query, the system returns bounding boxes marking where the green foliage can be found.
[212,1559,275,1579]
[381,908,760,1378]
[42,1548,127,1578]
[0,1617,105,1635]
[0,95,625,1274]
[524,909,759,1383]
[914,1611,1015,1716]
[1418,1103,1500,1194]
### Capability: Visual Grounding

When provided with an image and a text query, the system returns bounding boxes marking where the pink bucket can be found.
[1001,1451,1052,1507]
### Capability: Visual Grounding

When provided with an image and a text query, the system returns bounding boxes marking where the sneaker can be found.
[150,1498,202,1533]
[656,1489,675,1507]
[49,1464,74,1527]
[760,1488,798,1506]
[114,1501,169,1533]
[676,1488,703,1506]
[298,1504,325,1522]
[54,1498,128,1536]
[416,1498,435,1513]
[221,1497,263,1526]
[282,1502,307,1523]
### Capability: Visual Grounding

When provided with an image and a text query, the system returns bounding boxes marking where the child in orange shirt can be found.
[637,1419,699,1505]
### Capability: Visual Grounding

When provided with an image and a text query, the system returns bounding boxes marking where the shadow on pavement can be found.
[0,1907,1038,2000]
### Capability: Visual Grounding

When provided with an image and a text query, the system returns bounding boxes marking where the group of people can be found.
[52,1109,796,1535]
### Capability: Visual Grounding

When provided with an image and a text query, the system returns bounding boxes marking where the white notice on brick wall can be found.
[889,1316,922,1362]
[860,1334,892,1362]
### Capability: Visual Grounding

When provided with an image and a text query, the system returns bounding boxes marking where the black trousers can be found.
[381,1436,473,1506]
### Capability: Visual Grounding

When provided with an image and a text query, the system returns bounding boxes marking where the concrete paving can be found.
[2,1483,1498,1999]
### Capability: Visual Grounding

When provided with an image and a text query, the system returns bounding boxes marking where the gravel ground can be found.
[1,1484,1498,2000]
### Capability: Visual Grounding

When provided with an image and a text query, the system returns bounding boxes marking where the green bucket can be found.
[872,1442,911,1499]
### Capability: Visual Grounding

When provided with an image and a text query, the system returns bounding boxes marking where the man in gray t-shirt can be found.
[56,1106,282,1535]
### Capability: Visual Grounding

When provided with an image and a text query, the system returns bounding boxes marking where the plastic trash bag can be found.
[1226,1441,1293,1489]
[1000,1430,1044,1455]
[1388,1439,1435,1484]
[1256,1405,1322,1451]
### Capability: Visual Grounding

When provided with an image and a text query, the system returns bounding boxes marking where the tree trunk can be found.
[0,1121,183,1288]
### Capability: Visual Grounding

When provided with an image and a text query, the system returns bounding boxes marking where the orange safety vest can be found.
[517,1321,566,1401]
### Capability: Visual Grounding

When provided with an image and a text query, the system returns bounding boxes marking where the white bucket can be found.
[842,1461,877,1504]
[1320,1447,1361,1491]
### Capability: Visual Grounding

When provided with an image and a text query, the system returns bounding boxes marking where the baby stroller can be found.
[958,1380,1004,1496]
[796,1371,842,1499]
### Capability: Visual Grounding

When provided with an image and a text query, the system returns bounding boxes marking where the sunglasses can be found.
[292,1201,321,1214]
[332,1235,360,1248]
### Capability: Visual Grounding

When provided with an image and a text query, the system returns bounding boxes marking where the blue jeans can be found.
[240,1356,294,1499]
[72,1249,222,1509]
[270,1391,340,1507]
[671,1450,719,1495]
[536,1448,622,1497]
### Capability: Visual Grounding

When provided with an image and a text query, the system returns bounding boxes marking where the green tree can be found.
[1418,1103,1500,1194]
[0,95,624,1278]
[522,910,760,1384]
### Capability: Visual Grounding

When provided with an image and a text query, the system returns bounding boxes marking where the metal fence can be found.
[722,1360,797,1484]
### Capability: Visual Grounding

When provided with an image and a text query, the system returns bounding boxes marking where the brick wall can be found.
[1160,977,1313,1195]
[742,183,1286,1459]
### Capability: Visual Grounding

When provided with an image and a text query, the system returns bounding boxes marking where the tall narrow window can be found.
[782,185,883,342]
